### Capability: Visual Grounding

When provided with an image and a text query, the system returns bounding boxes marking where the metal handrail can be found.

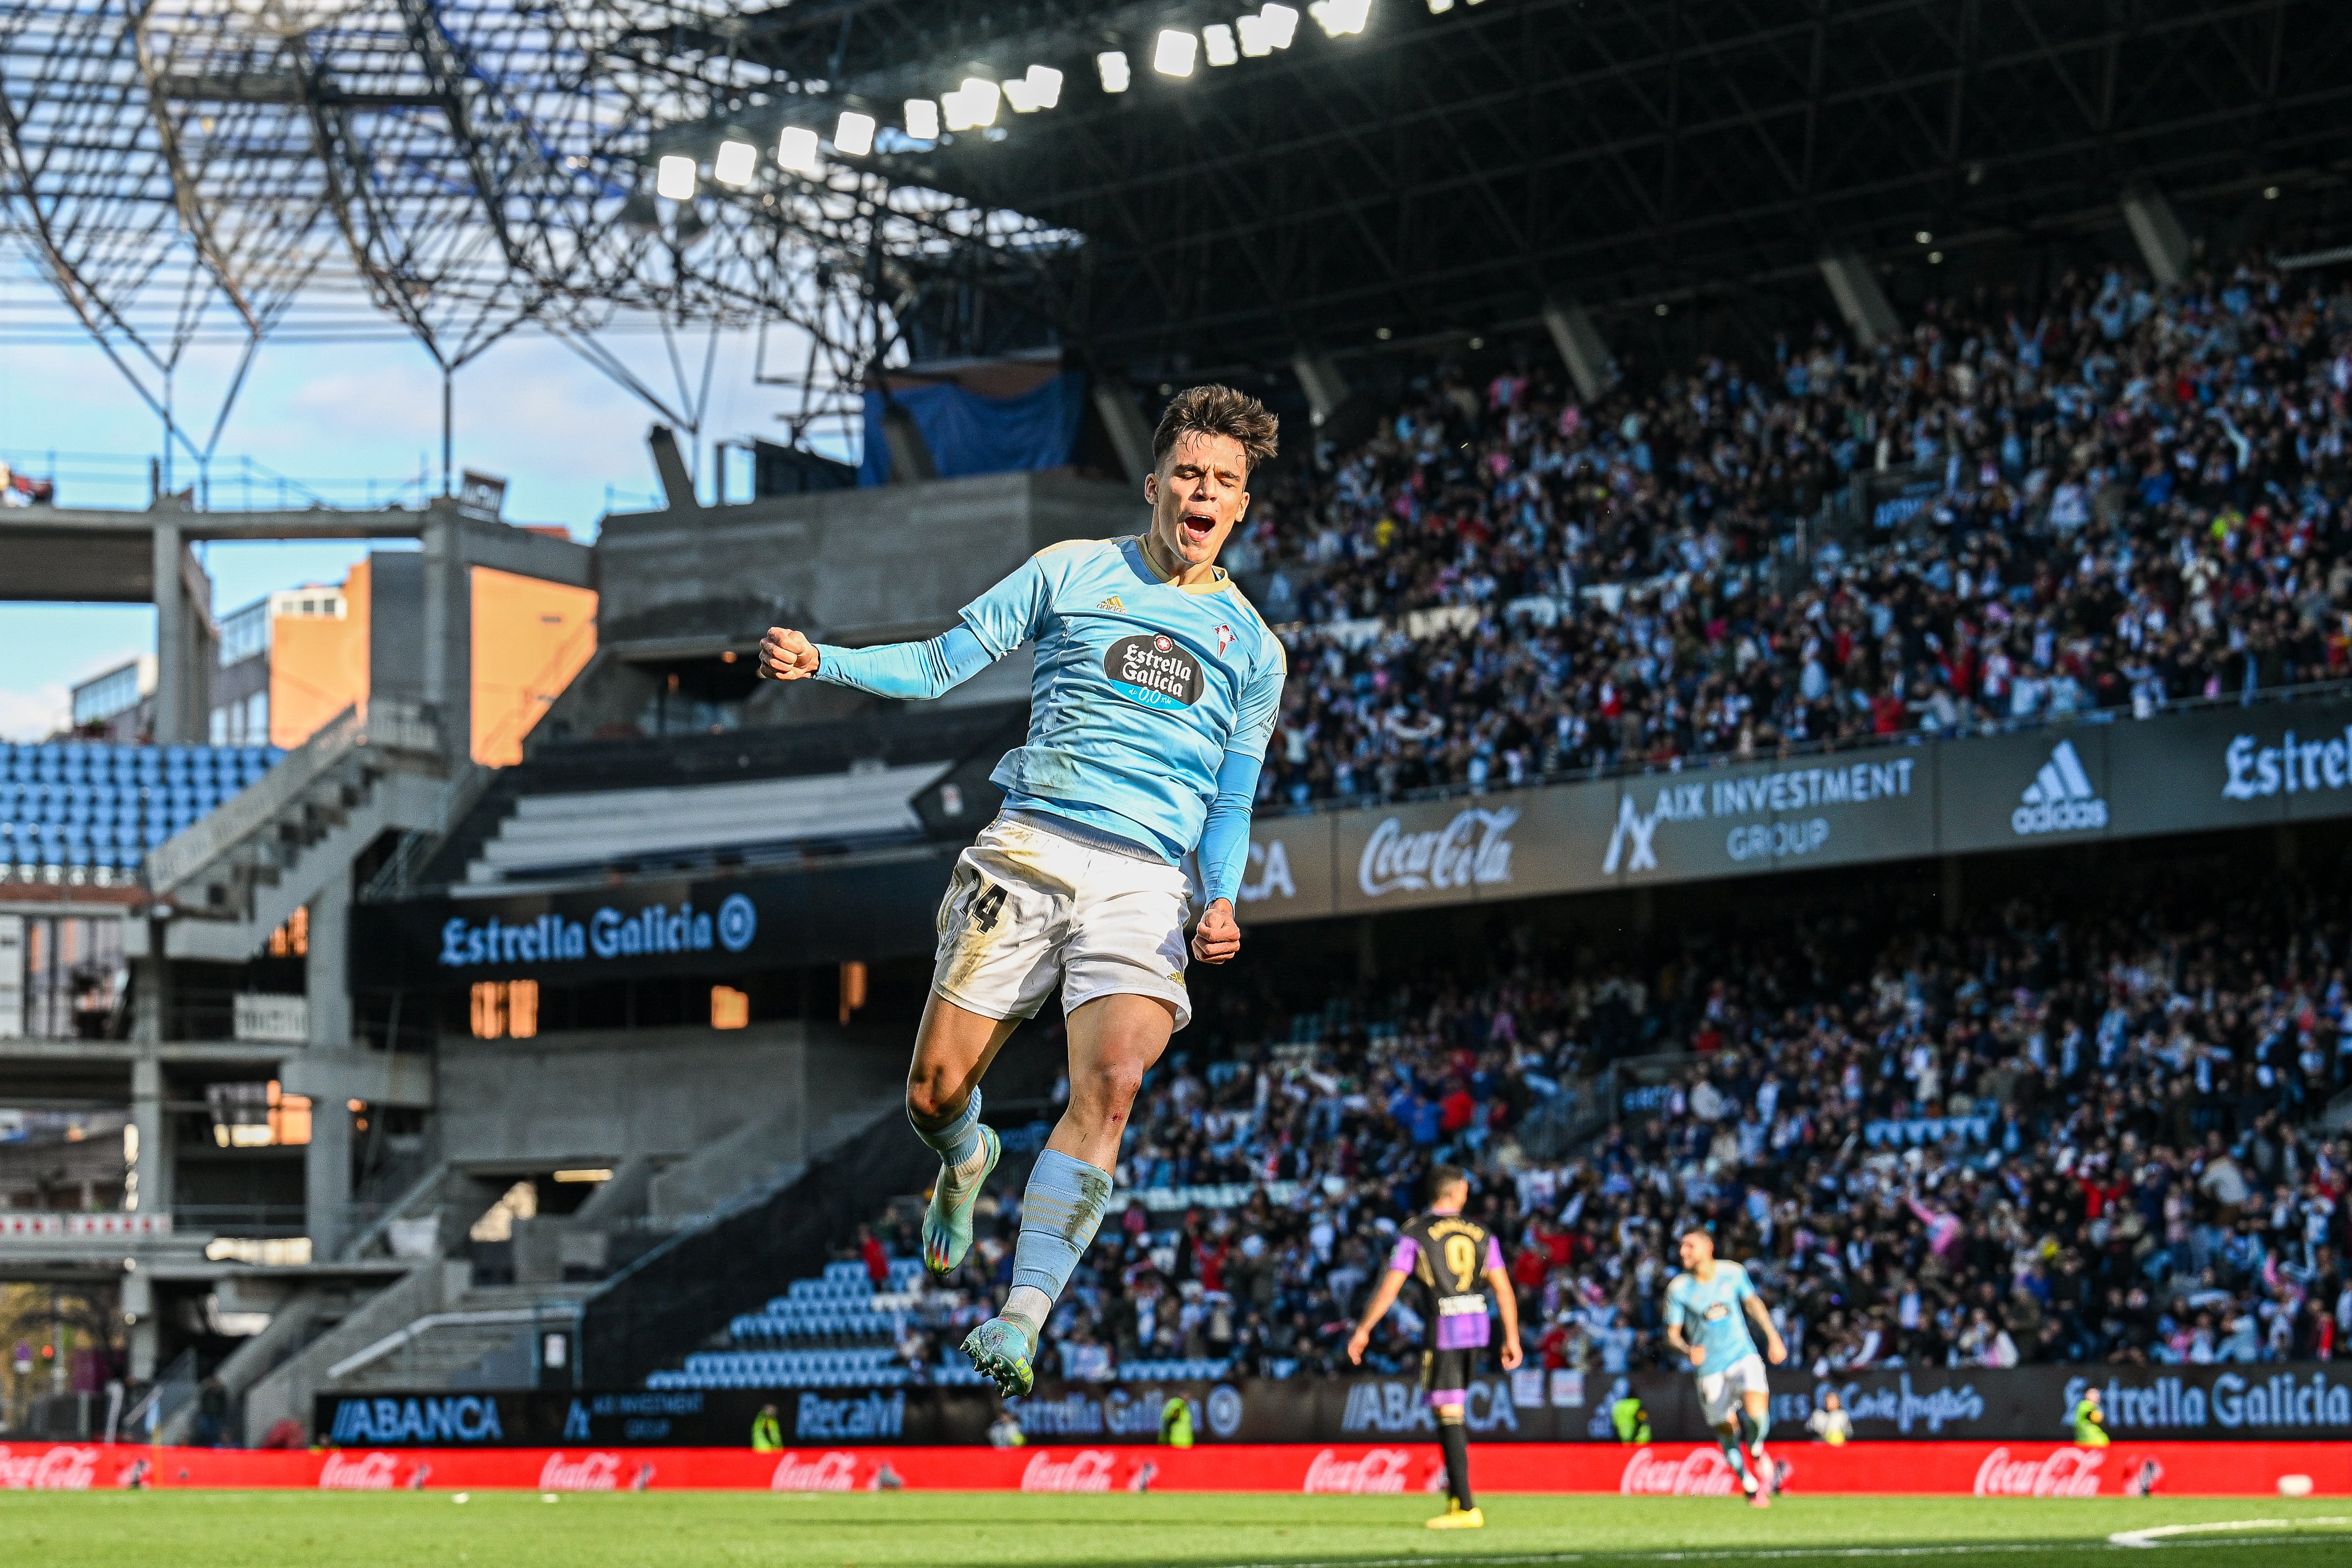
[325,1303,579,1382]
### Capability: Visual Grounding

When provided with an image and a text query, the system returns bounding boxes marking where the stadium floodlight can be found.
[1097,51,1132,92]
[1308,0,1371,37]
[655,154,696,200]
[1154,29,1199,77]
[1203,24,1240,65]
[1428,0,1453,11]
[1260,3,1302,47]
[905,99,941,139]
[712,139,757,187]
[941,77,1002,131]
[1005,65,1064,113]
[1235,14,1274,54]
[777,126,822,176]
[835,111,877,157]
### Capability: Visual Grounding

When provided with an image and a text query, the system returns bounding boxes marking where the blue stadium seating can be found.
[0,741,282,884]
[646,1258,1018,1392]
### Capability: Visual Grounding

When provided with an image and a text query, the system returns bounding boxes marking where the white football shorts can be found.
[930,813,1194,1031]
[1695,1351,1770,1426]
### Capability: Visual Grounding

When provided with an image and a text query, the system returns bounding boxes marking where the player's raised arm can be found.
[758,551,1052,700]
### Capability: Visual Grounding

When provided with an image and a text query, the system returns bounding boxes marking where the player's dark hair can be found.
[1426,1163,1469,1202]
[1153,384,1279,475]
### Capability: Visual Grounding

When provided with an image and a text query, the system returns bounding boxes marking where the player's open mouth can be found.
[1179,510,1217,545]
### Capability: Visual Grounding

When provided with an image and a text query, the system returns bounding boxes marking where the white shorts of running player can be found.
[1694,1352,1770,1427]
[931,813,1194,1031]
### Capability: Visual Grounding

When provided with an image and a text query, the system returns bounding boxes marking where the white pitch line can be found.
[2108,1517,2352,1549]
[1216,1527,2352,1568]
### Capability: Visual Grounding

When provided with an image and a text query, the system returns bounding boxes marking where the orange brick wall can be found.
[469,566,598,766]
[268,559,371,749]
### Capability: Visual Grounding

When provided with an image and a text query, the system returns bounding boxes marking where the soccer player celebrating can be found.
[1663,1227,1788,1508]
[757,386,1284,1396]
[1345,1165,1523,1530]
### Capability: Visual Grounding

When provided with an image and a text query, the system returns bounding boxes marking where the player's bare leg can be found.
[906,994,1022,1276]
[1714,1414,1768,1506]
[962,991,1174,1394]
[1738,1387,1779,1497]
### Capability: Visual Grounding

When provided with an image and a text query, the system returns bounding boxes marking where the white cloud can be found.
[0,680,69,743]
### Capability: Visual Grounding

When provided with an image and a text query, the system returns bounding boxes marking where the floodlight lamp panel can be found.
[1003,77,1041,113]
[1203,24,1239,65]
[713,139,757,186]
[1261,3,1301,47]
[777,125,822,176]
[1155,29,1199,76]
[1027,64,1065,108]
[835,111,877,156]
[1428,0,1453,11]
[1236,14,1273,54]
[961,76,1002,126]
[1097,51,1132,92]
[655,154,696,200]
[905,99,940,139]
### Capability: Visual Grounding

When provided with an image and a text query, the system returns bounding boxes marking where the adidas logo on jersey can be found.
[2011,738,2108,835]
[1096,595,1125,612]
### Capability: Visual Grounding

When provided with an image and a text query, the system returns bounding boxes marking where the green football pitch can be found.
[2,1491,2350,1567]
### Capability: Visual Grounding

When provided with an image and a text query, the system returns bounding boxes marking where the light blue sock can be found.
[1716,1430,1753,1484]
[913,1086,986,1185]
[1000,1150,1113,1347]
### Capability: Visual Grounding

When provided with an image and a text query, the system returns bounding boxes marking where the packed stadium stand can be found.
[1242,262,2352,802]
[638,853,2352,1396]
[0,741,282,880]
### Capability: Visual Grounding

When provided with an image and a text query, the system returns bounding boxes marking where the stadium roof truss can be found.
[0,0,1073,470]
[6,0,2352,471]
[648,0,2352,367]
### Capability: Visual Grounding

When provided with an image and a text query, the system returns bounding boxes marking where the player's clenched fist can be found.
[1192,899,1241,964]
[758,626,820,681]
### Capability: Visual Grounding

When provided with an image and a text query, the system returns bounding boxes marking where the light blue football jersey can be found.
[960,535,1286,863]
[1665,1261,1761,1368]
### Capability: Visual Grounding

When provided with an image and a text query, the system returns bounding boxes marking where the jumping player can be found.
[756,386,1284,1396]
[1663,1227,1788,1507]
[1345,1165,1523,1529]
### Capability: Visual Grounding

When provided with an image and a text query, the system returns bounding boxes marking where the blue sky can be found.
[2,266,850,740]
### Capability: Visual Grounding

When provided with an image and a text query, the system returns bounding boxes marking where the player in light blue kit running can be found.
[1663,1227,1788,1507]
[757,386,1284,1395]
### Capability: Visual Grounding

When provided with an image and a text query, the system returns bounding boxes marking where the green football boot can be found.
[960,1317,1035,1397]
[921,1122,1000,1276]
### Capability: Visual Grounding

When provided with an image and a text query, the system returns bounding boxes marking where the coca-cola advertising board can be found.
[0,1441,2342,1495]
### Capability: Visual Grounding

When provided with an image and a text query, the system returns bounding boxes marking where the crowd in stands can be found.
[794,864,2352,1391]
[1234,260,2352,803]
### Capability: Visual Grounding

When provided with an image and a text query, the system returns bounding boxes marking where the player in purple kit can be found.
[1344,1164,1522,1528]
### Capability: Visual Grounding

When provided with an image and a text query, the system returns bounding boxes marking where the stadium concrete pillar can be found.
[879,403,938,483]
[1818,251,1903,350]
[2121,186,2192,288]
[420,509,471,766]
[306,1087,353,1260]
[1092,376,1157,484]
[124,1269,157,1383]
[306,867,352,1048]
[129,1054,172,1221]
[1541,294,1619,401]
[149,523,213,745]
[1290,351,1352,427]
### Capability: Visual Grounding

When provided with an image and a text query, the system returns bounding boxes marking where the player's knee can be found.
[1077,1056,1147,1115]
[905,1074,956,1125]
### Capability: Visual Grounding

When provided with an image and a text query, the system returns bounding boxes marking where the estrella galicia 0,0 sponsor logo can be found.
[1103,633,1204,709]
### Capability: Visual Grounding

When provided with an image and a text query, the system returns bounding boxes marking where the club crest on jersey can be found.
[1213,624,1235,657]
[1103,632,1204,710]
